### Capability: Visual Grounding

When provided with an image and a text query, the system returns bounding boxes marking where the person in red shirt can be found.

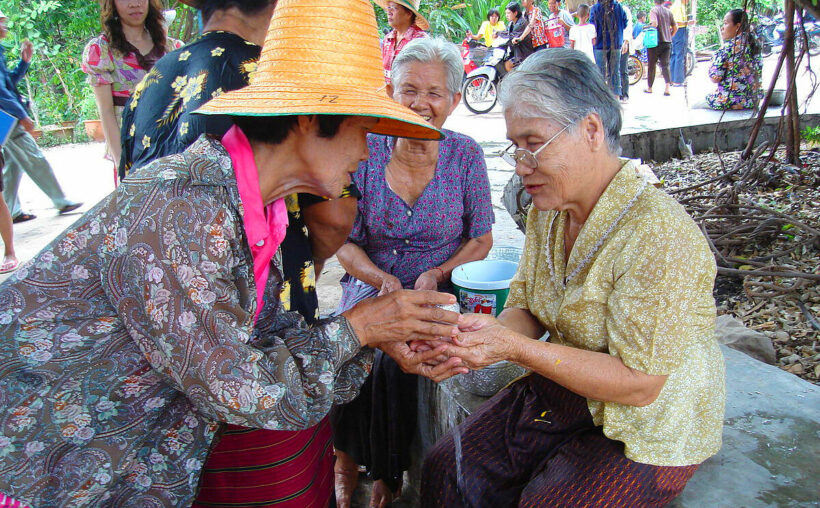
[375,0,428,84]
[512,0,549,54]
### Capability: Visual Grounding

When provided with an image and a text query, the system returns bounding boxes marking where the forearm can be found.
[10,59,30,85]
[507,333,667,406]
[436,232,493,280]
[336,242,392,289]
[497,307,546,339]
[304,196,357,265]
[93,85,121,163]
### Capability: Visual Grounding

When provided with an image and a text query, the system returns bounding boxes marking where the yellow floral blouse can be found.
[506,160,725,466]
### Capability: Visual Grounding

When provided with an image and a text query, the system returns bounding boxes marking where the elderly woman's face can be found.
[390,62,460,129]
[504,112,578,212]
[386,2,413,28]
[298,116,378,197]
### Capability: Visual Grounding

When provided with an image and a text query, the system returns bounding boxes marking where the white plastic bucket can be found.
[450,260,519,316]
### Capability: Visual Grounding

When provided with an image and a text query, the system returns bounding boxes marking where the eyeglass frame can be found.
[500,124,570,169]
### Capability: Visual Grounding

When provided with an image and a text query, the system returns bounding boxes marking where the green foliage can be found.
[802,125,820,144]
[421,0,512,41]
[0,0,192,138]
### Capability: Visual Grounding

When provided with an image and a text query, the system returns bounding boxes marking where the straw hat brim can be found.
[372,0,429,31]
[195,85,443,141]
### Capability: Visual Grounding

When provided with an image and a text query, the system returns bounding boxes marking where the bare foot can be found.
[334,451,359,508]
[369,479,401,508]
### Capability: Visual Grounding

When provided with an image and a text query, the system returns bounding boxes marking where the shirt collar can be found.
[566,159,646,270]
[222,125,285,248]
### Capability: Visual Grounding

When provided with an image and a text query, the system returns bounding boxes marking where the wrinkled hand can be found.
[380,341,468,382]
[378,274,402,296]
[413,270,438,291]
[19,117,35,134]
[437,313,516,370]
[20,40,33,62]
[343,290,460,347]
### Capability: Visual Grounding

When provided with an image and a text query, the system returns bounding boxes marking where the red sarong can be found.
[192,418,333,508]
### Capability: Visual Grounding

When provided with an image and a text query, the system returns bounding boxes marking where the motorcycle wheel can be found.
[627,55,643,85]
[685,48,695,77]
[462,75,498,114]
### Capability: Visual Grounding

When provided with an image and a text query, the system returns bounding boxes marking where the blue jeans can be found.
[1,124,71,217]
[593,48,621,96]
[670,26,688,83]
[619,50,629,98]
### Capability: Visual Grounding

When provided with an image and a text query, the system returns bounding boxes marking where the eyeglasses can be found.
[501,125,569,169]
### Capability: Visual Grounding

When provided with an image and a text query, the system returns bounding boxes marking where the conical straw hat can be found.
[372,0,429,31]
[195,0,441,140]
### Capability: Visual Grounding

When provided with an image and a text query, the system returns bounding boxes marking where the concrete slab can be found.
[671,346,820,508]
[420,345,820,508]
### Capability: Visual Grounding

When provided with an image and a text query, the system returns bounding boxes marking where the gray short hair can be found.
[391,37,463,97]
[499,49,623,155]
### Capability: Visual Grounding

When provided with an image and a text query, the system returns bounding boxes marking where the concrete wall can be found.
[620,113,820,162]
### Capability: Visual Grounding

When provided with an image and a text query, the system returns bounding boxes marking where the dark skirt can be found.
[421,375,699,507]
[331,349,417,492]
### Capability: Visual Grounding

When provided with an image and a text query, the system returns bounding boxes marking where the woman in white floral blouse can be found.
[421,49,725,507]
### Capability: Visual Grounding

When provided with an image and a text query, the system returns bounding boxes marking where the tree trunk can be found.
[783,0,800,164]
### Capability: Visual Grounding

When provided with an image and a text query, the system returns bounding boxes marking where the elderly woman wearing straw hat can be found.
[331,37,494,508]
[421,49,724,507]
[0,0,467,506]
[376,0,429,84]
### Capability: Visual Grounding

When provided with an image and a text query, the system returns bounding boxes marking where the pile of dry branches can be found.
[654,146,820,383]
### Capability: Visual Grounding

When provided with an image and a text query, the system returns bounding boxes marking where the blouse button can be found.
[404,239,410,245]
[392,249,398,255]
[255,240,265,247]
[406,210,413,217]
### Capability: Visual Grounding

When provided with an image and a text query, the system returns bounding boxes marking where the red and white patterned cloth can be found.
[381,24,427,84]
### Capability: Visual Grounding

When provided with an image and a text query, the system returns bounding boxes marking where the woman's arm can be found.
[336,242,401,293]
[446,315,667,407]
[92,84,121,166]
[415,232,493,290]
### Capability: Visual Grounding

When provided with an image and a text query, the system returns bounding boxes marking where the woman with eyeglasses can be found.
[420,49,725,507]
[331,37,494,508]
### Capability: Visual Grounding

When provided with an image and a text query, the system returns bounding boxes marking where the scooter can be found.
[460,38,487,78]
[461,38,510,114]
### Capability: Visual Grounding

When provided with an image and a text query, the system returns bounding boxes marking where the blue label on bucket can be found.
[459,291,497,316]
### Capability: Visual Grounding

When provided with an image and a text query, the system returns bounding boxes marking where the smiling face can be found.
[295,116,378,198]
[548,0,560,14]
[390,61,460,129]
[489,12,500,24]
[114,0,149,28]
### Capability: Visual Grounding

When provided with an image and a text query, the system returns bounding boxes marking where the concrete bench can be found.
[408,345,819,507]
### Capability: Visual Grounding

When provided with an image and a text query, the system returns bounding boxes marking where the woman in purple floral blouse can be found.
[701,9,762,110]
[332,38,495,508]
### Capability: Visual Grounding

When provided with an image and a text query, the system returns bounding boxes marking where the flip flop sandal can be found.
[0,259,19,274]
[12,213,36,224]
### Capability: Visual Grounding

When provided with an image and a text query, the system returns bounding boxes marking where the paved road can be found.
[2,50,817,303]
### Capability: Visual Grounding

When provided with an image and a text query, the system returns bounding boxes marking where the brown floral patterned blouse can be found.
[0,136,371,507]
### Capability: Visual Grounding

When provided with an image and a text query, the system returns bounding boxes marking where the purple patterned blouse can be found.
[338,130,495,311]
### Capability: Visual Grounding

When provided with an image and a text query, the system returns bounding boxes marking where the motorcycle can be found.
[460,38,487,78]
[773,11,820,56]
[461,37,510,114]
